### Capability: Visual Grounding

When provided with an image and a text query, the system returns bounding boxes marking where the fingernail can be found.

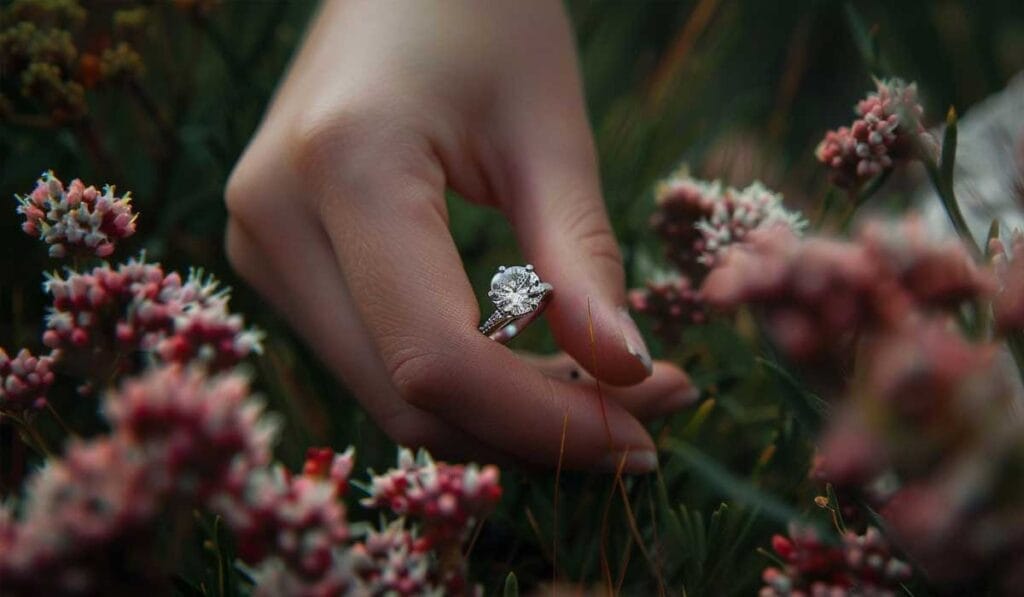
[618,308,652,376]
[601,450,658,474]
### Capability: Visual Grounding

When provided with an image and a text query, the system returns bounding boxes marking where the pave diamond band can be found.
[478,264,553,343]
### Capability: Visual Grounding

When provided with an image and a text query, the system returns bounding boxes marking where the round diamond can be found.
[489,266,542,316]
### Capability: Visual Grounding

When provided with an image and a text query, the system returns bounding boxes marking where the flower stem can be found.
[46,403,78,439]
[8,414,53,457]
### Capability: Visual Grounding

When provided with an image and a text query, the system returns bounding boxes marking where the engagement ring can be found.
[478,264,553,343]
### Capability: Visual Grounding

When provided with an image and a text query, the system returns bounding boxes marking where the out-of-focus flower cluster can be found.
[0,0,145,124]
[760,525,911,597]
[0,365,277,595]
[0,367,501,596]
[634,168,805,344]
[650,168,807,280]
[213,447,355,594]
[815,78,933,190]
[628,274,706,346]
[16,171,136,258]
[0,347,54,416]
[215,446,500,597]
[702,217,993,381]
[43,255,262,378]
[702,214,1024,590]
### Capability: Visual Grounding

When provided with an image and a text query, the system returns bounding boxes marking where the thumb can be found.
[501,118,652,386]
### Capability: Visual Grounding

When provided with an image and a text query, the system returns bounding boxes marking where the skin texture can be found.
[225,0,696,473]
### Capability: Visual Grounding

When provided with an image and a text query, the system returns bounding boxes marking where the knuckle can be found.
[386,342,451,409]
[562,203,624,274]
[289,109,371,179]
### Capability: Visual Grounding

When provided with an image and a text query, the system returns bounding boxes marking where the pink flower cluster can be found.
[701,217,992,380]
[43,256,262,377]
[361,447,502,550]
[350,520,450,596]
[0,365,277,595]
[760,525,911,597]
[0,347,55,415]
[991,230,1024,334]
[636,170,805,344]
[704,214,1024,589]
[212,447,354,592]
[628,274,706,345]
[815,78,931,189]
[650,168,806,279]
[15,171,136,258]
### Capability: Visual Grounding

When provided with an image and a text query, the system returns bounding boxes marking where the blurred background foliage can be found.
[2,0,1023,594]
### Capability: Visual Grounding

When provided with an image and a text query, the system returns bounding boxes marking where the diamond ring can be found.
[479,264,553,343]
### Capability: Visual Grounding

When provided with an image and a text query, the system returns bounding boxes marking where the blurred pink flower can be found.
[701,228,903,377]
[628,273,706,345]
[651,169,805,280]
[362,448,502,550]
[701,217,992,382]
[0,440,164,594]
[15,171,136,258]
[0,365,279,595]
[859,216,994,310]
[212,448,353,586]
[350,519,473,597]
[760,525,910,597]
[0,347,55,415]
[106,365,278,498]
[816,78,932,190]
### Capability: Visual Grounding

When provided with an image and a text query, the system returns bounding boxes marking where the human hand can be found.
[225,0,697,473]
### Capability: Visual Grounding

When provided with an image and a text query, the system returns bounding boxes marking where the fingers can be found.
[495,89,653,387]
[520,352,699,421]
[310,135,659,473]
[224,151,501,463]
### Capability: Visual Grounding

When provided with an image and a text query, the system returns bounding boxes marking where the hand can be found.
[224,0,696,473]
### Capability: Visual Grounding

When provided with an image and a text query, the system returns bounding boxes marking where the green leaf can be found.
[757,357,827,434]
[663,439,805,527]
[503,572,519,597]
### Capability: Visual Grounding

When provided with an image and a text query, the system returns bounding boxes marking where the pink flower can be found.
[816,78,932,189]
[701,228,903,377]
[211,448,353,583]
[651,169,805,280]
[859,216,994,310]
[43,257,261,377]
[349,519,470,597]
[700,216,990,382]
[760,524,910,597]
[0,347,55,415]
[628,273,706,346]
[15,171,136,258]
[694,181,807,269]
[105,365,278,498]
[0,440,165,594]
[361,448,502,550]
[0,365,280,595]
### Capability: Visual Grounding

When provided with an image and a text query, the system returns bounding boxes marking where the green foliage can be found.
[2,0,1024,594]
